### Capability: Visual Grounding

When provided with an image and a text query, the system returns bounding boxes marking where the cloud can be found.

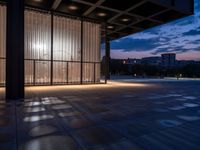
[110,37,160,51]
[183,27,200,36]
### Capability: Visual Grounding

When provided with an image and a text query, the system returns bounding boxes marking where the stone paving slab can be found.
[0,80,200,149]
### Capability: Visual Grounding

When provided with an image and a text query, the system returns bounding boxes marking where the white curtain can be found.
[25,10,51,84]
[53,15,81,83]
[83,22,101,82]
[0,5,6,85]
[24,10,101,85]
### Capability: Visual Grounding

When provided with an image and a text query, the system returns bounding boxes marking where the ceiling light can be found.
[121,18,129,22]
[107,26,114,29]
[33,0,43,2]
[97,12,107,17]
[68,5,78,10]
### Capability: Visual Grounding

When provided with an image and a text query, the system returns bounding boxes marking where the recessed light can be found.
[33,0,42,2]
[121,18,129,22]
[97,12,107,17]
[107,26,114,29]
[68,5,78,10]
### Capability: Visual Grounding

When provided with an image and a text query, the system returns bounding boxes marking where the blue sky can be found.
[107,0,200,60]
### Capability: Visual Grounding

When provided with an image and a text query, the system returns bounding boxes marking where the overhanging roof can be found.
[1,0,194,40]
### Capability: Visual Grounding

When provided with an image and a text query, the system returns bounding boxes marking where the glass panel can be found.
[83,22,101,62]
[95,63,101,82]
[53,16,81,61]
[35,61,51,84]
[53,15,82,84]
[24,11,51,60]
[83,63,94,82]
[0,5,6,86]
[24,11,101,85]
[25,10,51,85]
[0,59,5,86]
[68,62,81,83]
[25,60,34,85]
[83,21,101,83]
[53,61,67,83]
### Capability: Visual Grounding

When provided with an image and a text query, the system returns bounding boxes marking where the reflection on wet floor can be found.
[24,115,54,122]
[19,135,78,150]
[58,111,81,117]
[183,103,199,107]
[52,104,72,110]
[29,125,57,137]
[183,96,197,100]
[176,98,188,101]
[177,115,200,121]
[168,106,186,110]
[1,81,200,149]
[24,107,45,113]
[42,97,66,105]
[24,101,42,107]
[158,119,182,127]
[64,118,95,129]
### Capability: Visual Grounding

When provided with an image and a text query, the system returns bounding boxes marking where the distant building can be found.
[141,57,161,66]
[124,58,141,65]
[161,53,176,67]
[177,60,200,67]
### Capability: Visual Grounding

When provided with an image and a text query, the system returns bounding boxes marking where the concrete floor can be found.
[0,79,200,150]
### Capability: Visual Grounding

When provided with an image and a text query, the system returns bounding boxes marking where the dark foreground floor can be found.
[0,79,200,150]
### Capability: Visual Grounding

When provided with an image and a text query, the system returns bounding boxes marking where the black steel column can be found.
[105,25,110,83]
[6,0,24,100]
[50,13,54,85]
[80,18,83,84]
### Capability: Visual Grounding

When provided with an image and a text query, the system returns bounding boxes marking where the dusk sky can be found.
[104,0,200,60]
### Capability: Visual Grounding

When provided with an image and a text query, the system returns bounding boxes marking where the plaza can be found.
[0,78,200,149]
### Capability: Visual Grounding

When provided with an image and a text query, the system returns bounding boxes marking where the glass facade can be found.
[0,5,6,86]
[24,11,51,85]
[0,7,101,86]
[53,15,81,84]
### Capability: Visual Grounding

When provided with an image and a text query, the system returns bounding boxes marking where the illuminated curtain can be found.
[25,10,101,85]
[25,10,51,84]
[0,5,6,86]
[83,22,101,82]
[53,15,81,83]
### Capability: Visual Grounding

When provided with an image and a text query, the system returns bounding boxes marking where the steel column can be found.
[6,0,24,100]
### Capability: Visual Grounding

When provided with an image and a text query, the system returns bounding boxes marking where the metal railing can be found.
[0,58,101,87]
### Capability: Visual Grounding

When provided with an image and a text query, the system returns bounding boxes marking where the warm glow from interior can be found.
[25,81,149,92]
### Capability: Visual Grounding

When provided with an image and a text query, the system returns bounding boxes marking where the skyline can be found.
[105,0,200,61]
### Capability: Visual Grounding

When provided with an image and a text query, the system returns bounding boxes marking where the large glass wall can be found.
[0,5,6,86]
[25,10,51,85]
[53,15,81,84]
[83,22,101,82]
[24,10,101,85]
